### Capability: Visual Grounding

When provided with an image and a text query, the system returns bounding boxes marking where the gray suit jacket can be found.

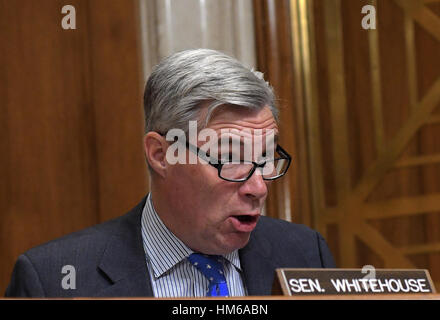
[5,197,335,297]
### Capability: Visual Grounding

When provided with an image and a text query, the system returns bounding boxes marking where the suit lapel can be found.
[95,198,154,297]
[92,199,312,297]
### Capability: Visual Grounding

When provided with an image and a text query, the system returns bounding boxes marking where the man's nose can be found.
[239,170,268,200]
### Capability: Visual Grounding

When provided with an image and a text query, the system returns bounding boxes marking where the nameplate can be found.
[272,268,436,295]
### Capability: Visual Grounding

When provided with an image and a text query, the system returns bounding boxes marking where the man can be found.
[5,49,335,297]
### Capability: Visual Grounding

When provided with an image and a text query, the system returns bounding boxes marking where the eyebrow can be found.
[215,133,279,146]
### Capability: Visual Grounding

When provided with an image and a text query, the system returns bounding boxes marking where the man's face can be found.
[163,105,279,255]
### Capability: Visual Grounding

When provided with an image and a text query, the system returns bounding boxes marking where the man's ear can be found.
[144,132,168,178]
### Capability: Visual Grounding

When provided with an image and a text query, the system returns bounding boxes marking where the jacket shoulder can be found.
[257,215,317,241]
[24,213,125,261]
[5,198,146,297]
[253,216,335,268]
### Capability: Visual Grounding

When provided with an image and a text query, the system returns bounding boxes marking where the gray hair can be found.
[143,49,278,135]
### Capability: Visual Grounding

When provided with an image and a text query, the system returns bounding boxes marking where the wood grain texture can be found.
[279,0,440,289]
[253,0,312,225]
[0,0,147,294]
[86,0,148,223]
[253,0,440,289]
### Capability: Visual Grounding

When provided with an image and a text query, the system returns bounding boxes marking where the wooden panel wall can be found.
[253,0,312,225]
[255,0,440,288]
[0,0,147,294]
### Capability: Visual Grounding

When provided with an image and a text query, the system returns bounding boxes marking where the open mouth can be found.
[229,214,260,232]
[233,215,258,223]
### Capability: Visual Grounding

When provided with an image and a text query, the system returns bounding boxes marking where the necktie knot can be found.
[188,253,229,296]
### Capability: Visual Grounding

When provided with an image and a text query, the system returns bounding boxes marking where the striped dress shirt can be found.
[141,193,247,297]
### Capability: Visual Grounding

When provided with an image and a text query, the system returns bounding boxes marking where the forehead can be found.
[206,105,278,135]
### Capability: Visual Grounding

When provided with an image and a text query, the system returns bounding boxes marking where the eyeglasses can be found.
[183,140,292,182]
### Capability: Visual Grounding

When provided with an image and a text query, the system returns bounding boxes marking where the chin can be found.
[217,233,251,254]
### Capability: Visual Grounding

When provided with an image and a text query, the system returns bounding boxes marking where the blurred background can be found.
[1,0,440,294]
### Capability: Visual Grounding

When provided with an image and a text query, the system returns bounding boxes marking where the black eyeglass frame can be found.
[183,139,292,182]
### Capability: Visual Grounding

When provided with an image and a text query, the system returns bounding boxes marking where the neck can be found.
[149,184,184,243]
